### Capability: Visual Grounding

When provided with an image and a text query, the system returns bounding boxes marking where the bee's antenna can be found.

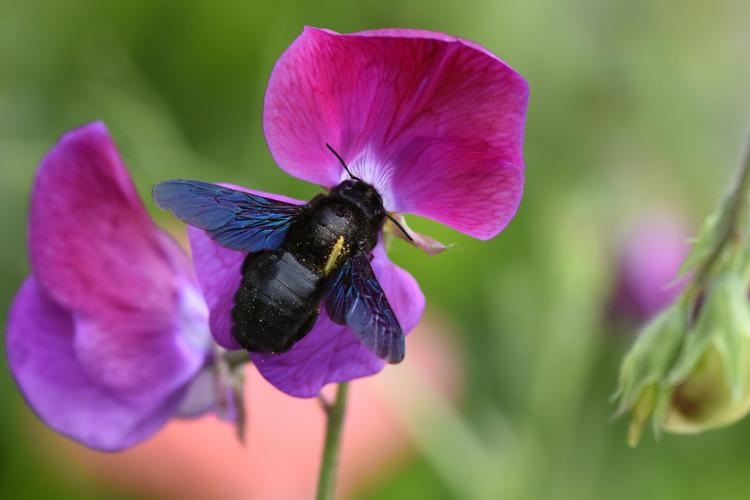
[326,143,362,181]
[386,213,414,242]
[325,143,411,241]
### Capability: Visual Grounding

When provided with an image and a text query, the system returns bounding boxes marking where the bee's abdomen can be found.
[231,250,323,353]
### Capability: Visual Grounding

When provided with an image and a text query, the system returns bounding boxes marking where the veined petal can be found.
[188,187,306,350]
[252,241,425,398]
[264,27,528,239]
[5,279,187,451]
[28,122,209,404]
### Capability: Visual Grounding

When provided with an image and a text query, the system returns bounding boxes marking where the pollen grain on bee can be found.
[324,236,346,276]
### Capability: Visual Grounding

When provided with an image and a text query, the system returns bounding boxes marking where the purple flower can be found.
[608,215,691,325]
[181,27,528,397]
[5,122,217,451]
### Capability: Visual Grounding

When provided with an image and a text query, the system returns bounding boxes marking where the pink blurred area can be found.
[29,316,461,499]
[608,213,692,325]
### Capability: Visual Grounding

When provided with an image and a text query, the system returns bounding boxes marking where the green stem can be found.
[691,142,750,292]
[722,143,750,241]
[223,348,251,370]
[316,382,349,500]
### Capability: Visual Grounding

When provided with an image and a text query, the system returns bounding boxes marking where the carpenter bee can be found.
[153,145,413,363]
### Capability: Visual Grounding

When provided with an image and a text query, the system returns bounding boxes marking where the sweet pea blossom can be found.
[183,27,528,397]
[5,123,219,451]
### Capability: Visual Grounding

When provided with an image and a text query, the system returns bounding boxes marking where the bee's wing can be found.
[153,179,303,252]
[324,252,405,363]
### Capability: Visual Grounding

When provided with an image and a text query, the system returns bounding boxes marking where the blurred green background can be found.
[2,0,750,498]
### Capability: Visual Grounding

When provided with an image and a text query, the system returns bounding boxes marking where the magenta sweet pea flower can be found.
[5,122,218,451]
[168,27,528,398]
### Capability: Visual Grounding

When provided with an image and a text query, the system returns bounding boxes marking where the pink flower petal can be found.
[264,27,528,239]
[31,122,181,317]
[6,279,187,451]
[27,122,208,405]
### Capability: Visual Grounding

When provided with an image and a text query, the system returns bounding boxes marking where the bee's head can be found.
[330,179,386,224]
[325,143,387,226]
[325,143,415,244]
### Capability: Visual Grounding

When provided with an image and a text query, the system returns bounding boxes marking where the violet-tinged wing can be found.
[325,252,405,363]
[153,179,303,252]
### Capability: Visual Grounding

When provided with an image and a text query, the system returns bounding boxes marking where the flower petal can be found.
[188,187,306,350]
[31,122,181,316]
[5,278,187,451]
[264,27,528,239]
[71,284,209,402]
[28,122,209,403]
[252,241,425,398]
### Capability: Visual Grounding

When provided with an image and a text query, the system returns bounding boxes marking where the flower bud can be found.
[616,197,750,443]
[662,272,750,432]
[616,305,686,446]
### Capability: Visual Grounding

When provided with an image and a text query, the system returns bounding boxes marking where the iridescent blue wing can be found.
[324,252,405,363]
[153,179,303,252]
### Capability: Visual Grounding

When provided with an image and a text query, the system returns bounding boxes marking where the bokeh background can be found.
[2,0,750,498]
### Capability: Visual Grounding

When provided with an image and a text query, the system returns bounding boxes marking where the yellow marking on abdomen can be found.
[323,236,345,276]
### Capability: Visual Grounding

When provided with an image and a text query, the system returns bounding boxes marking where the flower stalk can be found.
[316,382,349,500]
[689,143,750,297]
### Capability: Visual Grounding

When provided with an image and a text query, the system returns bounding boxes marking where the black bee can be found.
[153,145,412,363]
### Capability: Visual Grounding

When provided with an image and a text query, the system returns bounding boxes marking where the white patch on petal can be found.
[339,146,396,210]
[177,284,212,354]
